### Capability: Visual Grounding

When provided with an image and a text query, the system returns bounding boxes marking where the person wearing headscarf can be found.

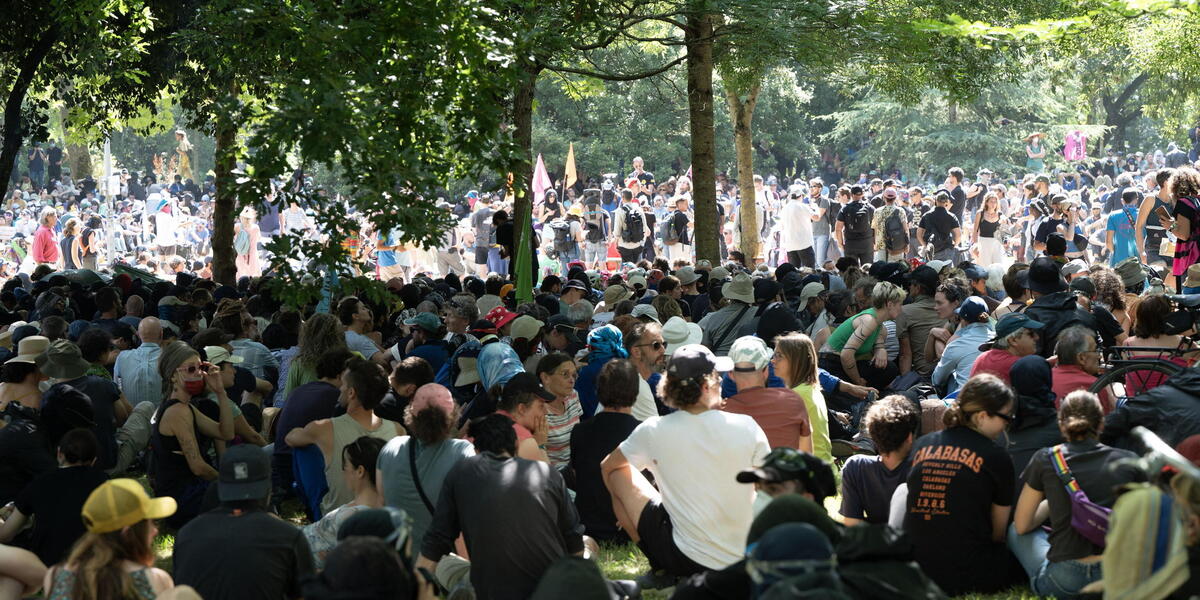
[1007,355,1064,480]
[574,325,628,418]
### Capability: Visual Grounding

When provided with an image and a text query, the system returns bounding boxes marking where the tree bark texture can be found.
[211,83,238,285]
[726,82,761,262]
[511,62,540,302]
[0,29,57,199]
[686,8,719,264]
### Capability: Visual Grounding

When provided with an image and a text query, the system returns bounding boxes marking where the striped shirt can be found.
[114,342,162,406]
[545,392,583,468]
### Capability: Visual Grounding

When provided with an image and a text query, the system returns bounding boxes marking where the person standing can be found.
[663,197,692,266]
[613,189,649,265]
[973,193,1005,266]
[871,188,908,263]
[435,201,466,277]
[807,178,833,266]
[1106,189,1140,266]
[27,144,46,192]
[835,185,874,266]
[32,207,59,267]
[1025,133,1046,173]
[46,141,63,185]
[470,195,495,277]
[233,208,261,279]
[918,191,961,262]
[779,184,815,268]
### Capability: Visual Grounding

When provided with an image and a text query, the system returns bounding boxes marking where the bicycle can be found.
[1089,294,1200,406]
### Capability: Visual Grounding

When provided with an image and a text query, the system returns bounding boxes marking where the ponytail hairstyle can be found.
[943,374,1015,430]
[1058,391,1103,442]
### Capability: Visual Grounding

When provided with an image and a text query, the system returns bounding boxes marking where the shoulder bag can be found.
[1049,444,1111,547]
[408,441,437,514]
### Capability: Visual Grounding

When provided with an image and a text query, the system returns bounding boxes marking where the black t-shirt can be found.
[0,407,55,505]
[950,185,967,221]
[422,454,584,600]
[15,465,109,565]
[174,507,314,600]
[273,381,341,455]
[671,210,690,245]
[375,390,409,423]
[918,207,960,250]
[60,377,121,470]
[838,200,875,243]
[1035,217,1066,244]
[224,365,257,404]
[1020,440,1144,563]
[569,411,641,541]
[905,426,1015,596]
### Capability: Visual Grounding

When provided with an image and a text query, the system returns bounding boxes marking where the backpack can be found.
[662,213,681,245]
[585,211,608,243]
[234,228,251,255]
[621,205,644,243]
[884,208,907,251]
[550,221,574,252]
[845,201,872,239]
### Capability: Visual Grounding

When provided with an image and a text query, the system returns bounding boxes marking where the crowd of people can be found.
[5,139,1200,600]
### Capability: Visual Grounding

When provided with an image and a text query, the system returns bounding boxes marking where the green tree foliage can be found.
[175,0,522,304]
[0,0,197,196]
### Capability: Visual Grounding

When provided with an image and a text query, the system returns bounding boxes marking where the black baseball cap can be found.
[667,344,733,381]
[502,372,555,403]
[562,280,587,293]
[547,314,580,342]
[218,444,271,502]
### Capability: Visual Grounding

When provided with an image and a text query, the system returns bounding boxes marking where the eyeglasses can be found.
[636,341,665,351]
[177,364,203,375]
[988,411,1016,425]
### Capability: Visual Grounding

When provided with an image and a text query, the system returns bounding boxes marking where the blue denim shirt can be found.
[932,321,994,395]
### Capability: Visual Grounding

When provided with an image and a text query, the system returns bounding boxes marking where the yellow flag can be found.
[565,142,577,188]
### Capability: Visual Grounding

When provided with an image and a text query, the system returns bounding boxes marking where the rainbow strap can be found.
[1051,445,1082,493]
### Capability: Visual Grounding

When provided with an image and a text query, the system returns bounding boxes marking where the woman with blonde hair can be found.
[820,281,904,390]
[234,207,261,279]
[773,332,831,464]
[59,217,80,270]
[284,313,348,398]
[1165,167,1200,291]
[174,130,193,181]
[974,193,1005,265]
[44,479,182,600]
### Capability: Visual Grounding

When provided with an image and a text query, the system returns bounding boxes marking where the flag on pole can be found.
[564,143,577,189]
[532,154,552,203]
[685,164,693,180]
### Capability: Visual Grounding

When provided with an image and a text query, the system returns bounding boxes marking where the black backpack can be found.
[845,201,872,239]
[884,208,907,251]
[621,205,644,243]
[550,221,574,252]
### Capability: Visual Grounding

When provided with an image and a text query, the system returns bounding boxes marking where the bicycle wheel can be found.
[1089,362,1185,408]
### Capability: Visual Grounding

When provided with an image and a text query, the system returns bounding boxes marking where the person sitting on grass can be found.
[302,436,386,570]
[0,428,109,566]
[601,344,769,589]
[840,395,919,526]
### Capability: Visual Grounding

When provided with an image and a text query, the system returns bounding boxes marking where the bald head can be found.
[138,317,163,344]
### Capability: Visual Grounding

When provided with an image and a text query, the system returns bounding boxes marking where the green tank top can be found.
[827,308,881,360]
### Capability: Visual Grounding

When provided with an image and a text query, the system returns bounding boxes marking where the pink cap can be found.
[410,383,455,415]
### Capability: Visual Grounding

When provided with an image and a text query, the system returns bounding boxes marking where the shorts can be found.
[637,499,707,577]
[474,246,489,265]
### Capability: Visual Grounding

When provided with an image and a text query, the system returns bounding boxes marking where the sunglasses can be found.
[636,341,665,351]
[988,411,1016,425]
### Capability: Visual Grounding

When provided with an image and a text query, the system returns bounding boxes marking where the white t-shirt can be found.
[633,377,660,422]
[779,200,814,252]
[619,409,770,569]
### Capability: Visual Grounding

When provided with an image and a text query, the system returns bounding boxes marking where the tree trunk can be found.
[686,7,719,265]
[0,29,57,199]
[726,82,761,263]
[511,62,541,302]
[211,82,238,285]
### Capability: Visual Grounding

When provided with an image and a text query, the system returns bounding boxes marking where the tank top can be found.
[47,566,156,600]
[1147,195,1171,233]
[321,413,399,514]
[60,234,77,269]
[978,216,1000,238]
[150,398,208,495]
[826,308,881,360]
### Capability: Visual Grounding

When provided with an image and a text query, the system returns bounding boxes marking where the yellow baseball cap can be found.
[82,479,177,533]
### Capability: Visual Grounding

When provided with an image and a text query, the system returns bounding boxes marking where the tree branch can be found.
[543,54,686,82]
[0,27,58,199]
